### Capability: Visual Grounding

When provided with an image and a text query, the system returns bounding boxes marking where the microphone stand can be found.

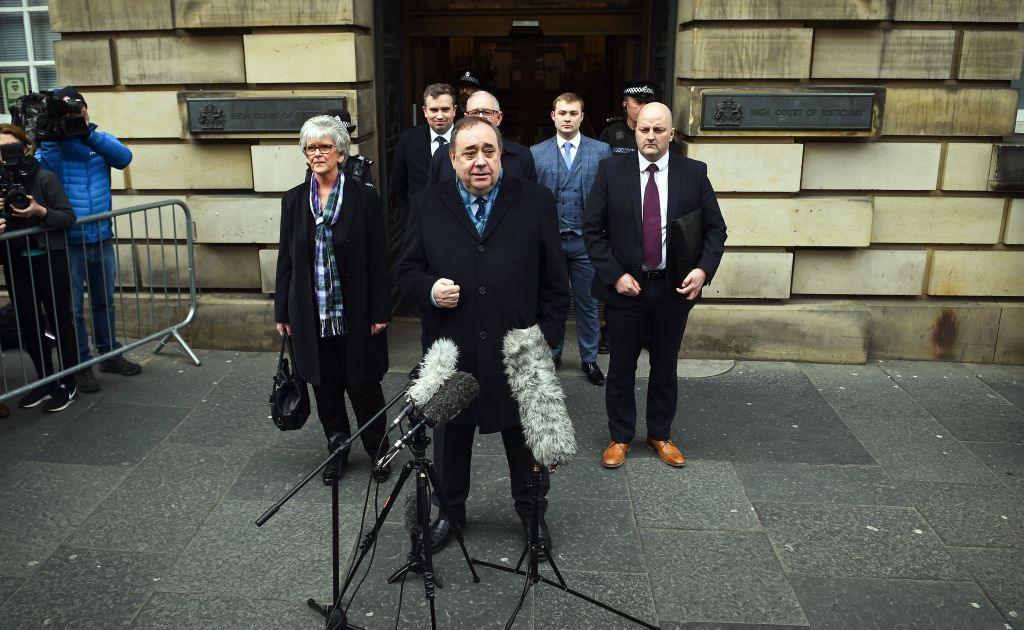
[255,385,408,630]
[472,463,661,630]
[331,414,480,630]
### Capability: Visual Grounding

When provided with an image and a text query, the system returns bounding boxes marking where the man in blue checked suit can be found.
[531,93,612,387]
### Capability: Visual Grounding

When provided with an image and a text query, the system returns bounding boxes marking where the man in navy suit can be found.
[531,93,611,386]
[390,83,457,206]
[426,91,536,186]
[584,103,727,469]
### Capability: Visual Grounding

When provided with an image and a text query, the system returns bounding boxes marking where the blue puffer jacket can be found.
[36,125,132,244]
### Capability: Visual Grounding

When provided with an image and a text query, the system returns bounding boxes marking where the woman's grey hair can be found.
[299,115,351,155]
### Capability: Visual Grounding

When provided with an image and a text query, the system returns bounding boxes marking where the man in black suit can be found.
[583,102,727,469]
[398,116,569,557]
[390,83,457,205]
[425,90,537,186]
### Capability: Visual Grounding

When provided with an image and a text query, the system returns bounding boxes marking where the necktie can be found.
[473,196,487,233]
[562,142,573,169]
[434,135,447,154]
[642,163,662,269]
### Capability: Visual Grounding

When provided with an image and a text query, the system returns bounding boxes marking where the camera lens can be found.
[8,190,30,210]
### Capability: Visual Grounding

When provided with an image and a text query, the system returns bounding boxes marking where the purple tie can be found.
[642,163,662,269]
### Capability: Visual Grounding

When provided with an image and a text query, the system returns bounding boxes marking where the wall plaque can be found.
[186,97,348,134]
[701,93,875,131]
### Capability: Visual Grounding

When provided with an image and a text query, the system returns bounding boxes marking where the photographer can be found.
[35,86,137,393]
[0,124,80,412]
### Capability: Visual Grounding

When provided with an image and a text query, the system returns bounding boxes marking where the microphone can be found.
[384,338,460,435]
[503,325,577,468]
[376,371,480,469]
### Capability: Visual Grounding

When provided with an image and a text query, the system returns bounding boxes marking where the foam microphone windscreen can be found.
[419,371,480,429]
[407,338,459,407]
[503,325,577,467]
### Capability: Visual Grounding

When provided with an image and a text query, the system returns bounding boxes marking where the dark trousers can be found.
[440,422,550,524]
[311,335,388,461]
[7,249,79,387]
[604,276,688,443]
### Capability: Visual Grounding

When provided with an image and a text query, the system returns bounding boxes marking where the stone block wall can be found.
[676,0,1023,363]
[49,0,375,295]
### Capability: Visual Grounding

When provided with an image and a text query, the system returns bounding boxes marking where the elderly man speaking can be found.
[398,116,568,557]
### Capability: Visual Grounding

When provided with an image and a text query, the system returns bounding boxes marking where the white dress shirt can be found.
[638,150,670,270]
[430,127,453,155]
[559,132,581,167]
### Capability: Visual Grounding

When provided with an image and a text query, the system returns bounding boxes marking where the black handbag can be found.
[269,334,311,431]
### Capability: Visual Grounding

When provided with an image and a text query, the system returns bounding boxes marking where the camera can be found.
[9,91,89,143]
[0,142,32,220]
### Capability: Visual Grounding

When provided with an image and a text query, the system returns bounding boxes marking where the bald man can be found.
[583,103,727,469]
[426,91,537,186]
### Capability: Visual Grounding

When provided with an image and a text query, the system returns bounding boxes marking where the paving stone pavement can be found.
[1,346,1022,630]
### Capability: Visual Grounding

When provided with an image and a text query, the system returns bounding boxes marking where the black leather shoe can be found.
[520,517,552,561]
[428,515,466,554]
[582,362,605,386]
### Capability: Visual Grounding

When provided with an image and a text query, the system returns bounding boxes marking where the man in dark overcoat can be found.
[398,116,569,555]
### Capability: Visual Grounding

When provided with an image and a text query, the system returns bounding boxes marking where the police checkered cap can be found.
[457,71,481,87]
[622,80,656,102]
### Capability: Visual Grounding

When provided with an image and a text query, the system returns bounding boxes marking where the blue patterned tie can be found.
[474,196,487,233]
[562,142,573,169]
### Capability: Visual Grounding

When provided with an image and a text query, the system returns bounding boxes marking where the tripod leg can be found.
[544,549,568,588]
[504,572,533,630]
[418,468,441,630]
[423,460,480,582]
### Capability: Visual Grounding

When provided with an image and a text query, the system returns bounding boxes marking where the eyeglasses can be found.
[304,144,336,156]
[459,147,498,160]
[466,109,499,118]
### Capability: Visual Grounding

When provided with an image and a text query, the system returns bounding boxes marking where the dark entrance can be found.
[375,0,676,309]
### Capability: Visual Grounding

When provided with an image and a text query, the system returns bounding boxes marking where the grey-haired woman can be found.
[274,115,391,484]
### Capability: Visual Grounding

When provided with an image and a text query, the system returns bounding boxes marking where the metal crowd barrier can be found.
[0,199,200,403]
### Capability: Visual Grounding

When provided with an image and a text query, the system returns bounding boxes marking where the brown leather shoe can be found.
[602,442,630,468]
[646,438,686,467]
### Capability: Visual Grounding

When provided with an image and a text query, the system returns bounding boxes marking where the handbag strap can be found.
[278,333,288,361]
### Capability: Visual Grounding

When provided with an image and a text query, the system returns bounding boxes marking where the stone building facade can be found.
[47,0,1024,363]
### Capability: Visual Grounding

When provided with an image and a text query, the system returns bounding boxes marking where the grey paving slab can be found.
[627,458,760,531]
[898,480,1024,549]
[734,463,909,507]
[755,502,966,580]
[0,577,21,606]
[161,499,344,601]
[801,364,999,483]
[0,397,98,472]
[640,528,807,627]
[28,401,189,466]
[789,575,1007,630]
[968,363,1024,410]
[100,349,235,408]
[880,361,1024,442]
[0,461,129,577]
[964,441,1024,480]
[533,570,659,630]
[954,546,1024,629]
[667,624,809,630]
[548,456,629,502]
[676,362,875,465]
[222,446,386,507]
[0,546,172,630]
[129,592,320,629]
[69,443,251,554]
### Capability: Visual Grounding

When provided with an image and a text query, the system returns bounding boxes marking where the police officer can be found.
[599,79,681,156]
[455,70,483,115]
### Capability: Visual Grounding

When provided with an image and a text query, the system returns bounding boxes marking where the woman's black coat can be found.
[274,172,390,386]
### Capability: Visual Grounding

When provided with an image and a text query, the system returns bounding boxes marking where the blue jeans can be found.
[553,233,599,363]
[69,238,122,362]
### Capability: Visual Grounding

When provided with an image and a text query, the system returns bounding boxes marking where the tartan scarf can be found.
[309,172,347,338]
